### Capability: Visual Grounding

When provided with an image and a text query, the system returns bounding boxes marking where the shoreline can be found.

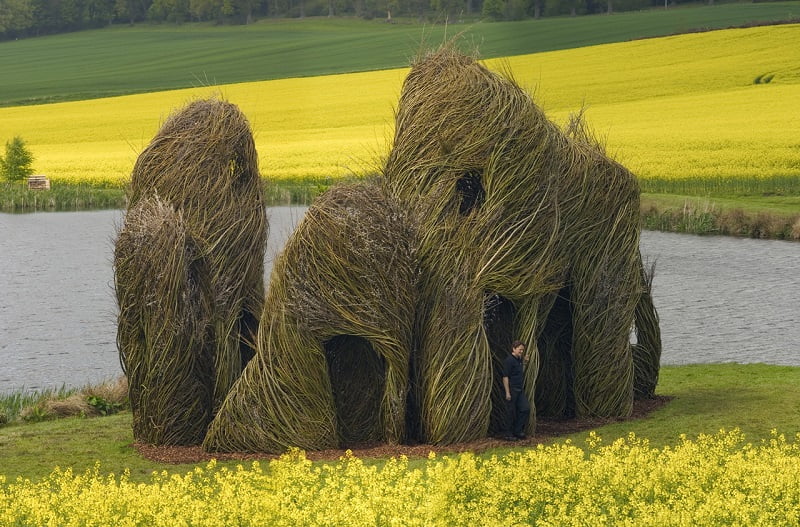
[3,185,798,241]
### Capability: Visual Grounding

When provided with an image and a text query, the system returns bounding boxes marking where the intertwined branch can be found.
[204,182,419,452]
[115,98,267,445]
[117,49,661,453]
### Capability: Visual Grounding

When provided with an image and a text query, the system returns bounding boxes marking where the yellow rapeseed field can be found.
[0,24,798,187]
[2,430,800,526]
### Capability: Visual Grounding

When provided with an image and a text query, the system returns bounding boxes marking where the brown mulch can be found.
[135,395,672,464]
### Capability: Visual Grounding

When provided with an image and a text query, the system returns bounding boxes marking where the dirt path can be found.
[136,396,671,464]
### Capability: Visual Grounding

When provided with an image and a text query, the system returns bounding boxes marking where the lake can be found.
[1,208,797,393]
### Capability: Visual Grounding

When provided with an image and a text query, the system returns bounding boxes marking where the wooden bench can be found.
[27,175,50,190]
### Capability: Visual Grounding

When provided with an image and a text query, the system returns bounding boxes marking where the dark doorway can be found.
[324,335,386,446]
[535,285,576,419]
[237,308,259,369]
[483,292,517,435]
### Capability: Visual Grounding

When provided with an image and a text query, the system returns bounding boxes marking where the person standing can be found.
[502,340,530,441]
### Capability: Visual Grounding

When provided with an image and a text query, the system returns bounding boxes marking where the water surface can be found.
[1,209,797,393]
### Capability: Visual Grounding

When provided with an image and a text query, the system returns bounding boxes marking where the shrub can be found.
[482,0,505,20]
[0,136,34,182]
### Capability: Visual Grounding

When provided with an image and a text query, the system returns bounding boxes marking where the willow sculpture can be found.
[119,49,660,452]
[115,98,267,445]
[203,48,660,452]
[382,48,661,442]
[204,182,419,452]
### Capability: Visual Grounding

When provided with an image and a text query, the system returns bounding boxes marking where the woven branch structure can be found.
[116,50,660,452]
[115,98,267,445]
[203,182,419,452]
[202,47,661,452]
[381,48,661,443]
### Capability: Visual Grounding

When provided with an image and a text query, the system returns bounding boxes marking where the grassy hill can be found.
[1,2,799,106]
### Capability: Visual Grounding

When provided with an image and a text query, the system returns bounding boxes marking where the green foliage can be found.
[22,405,51,422]
[482,0,505,20]
[640,195,800,240]
[86,396,123,416]
[0,182,127,212]
[0,135,34,182]
[0,387,69,423]
[0,0,34,35]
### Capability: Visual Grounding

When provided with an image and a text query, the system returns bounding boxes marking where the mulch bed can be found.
[135,395,672,464]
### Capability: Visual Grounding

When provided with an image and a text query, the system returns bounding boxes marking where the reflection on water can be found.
[1,209,798,393]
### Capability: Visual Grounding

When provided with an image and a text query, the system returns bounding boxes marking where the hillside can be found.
[1,2,798,106]
[1,23,798,193]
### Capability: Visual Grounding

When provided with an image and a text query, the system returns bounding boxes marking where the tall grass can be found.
[0,385,75,423]
[0,183,127,212]
[640,196,800,240]
[0,378,128,425]
[0,179,336,212]
[638,174,800,197]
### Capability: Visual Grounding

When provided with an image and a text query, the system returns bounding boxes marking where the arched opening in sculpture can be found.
[324,334,387,446]
[484,292,518,435]
[536,285,576,419]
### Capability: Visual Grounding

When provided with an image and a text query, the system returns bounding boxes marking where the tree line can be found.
[1,0,689,40]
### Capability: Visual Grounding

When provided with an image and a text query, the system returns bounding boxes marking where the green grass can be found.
[641,193,800,239]
[1,3,798,106]
[0,386,76,423]
[557,363,800,446]
[642,193,800,217]
[2,364,799,483]
[639,175,800,200]
[0,177,345,212]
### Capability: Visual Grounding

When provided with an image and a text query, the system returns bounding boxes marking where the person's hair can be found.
[512,340,525,349]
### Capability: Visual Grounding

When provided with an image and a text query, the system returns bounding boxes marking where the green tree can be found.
[148,0,189,21]
[430,0,462,19]
[0,0,34,35]
[115,0,153,23]
[0,136,35,182]
[481,0,503,19]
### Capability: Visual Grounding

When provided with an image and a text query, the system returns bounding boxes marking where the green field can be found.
[1,3,799,106]
[1,364,798,483]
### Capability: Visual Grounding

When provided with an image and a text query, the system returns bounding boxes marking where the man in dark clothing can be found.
[502,340,530,441]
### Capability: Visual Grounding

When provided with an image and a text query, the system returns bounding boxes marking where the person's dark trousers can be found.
[505,389,531,437]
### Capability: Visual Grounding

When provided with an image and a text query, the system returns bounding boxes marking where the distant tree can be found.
[0,136,35,183]
[482,0,503,19]
[0,0,34,36]
[188,0,219,20]
[84,0,116,25]
[115,0,152,24]
[148,0,190,21]
[430,0,461,20]
[531,0,541,18]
